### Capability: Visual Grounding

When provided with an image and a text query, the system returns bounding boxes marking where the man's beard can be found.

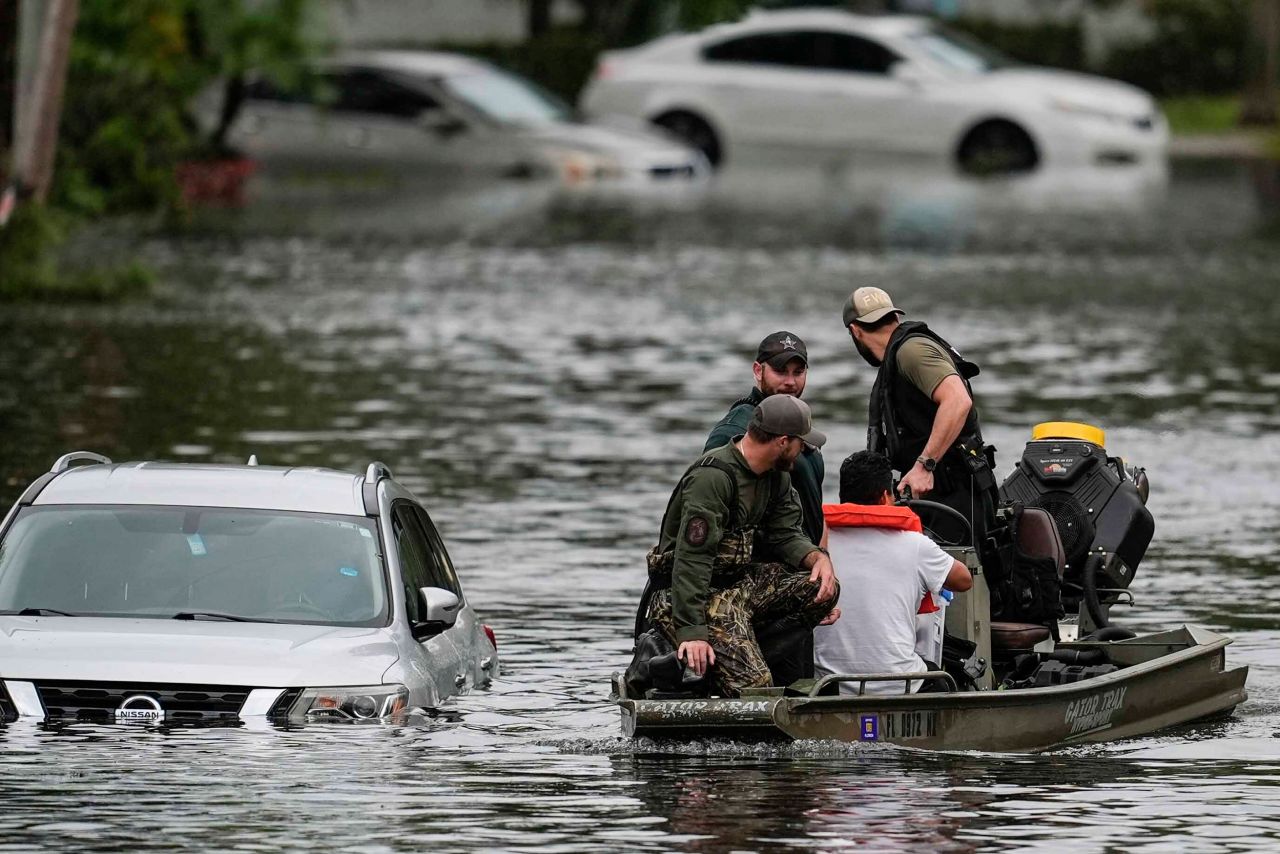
[773,452,799,472]
[853,337,882,367]
[760,375,803,398]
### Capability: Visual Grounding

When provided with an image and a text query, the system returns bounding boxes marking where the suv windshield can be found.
[443,68,571,125]
[0,506,387,627]
[906,25,1015,73]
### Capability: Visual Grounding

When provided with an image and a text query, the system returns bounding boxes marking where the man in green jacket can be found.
[645,395,840,697]
[705,331,827,548]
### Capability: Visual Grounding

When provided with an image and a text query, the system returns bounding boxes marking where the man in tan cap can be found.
[841,286,999,549]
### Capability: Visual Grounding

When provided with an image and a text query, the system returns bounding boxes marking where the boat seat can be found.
[991,621,1052,651]
[1016,506,1066,580]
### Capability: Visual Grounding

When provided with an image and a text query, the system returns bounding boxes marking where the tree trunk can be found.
[10,0,78,202]
[1241,0,1280,126]
[210,74,246,155]
[528,0,552,38]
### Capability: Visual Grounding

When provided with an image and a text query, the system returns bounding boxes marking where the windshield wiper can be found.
[171,611,266,623]
[0,607,81,617]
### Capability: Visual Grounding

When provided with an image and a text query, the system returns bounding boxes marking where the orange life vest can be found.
[823,503,922,533]
[821,503,940,614]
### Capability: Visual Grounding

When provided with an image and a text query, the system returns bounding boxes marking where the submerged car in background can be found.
[217,51,707,189]
[581,9,1167,174]
[0,453,498,726]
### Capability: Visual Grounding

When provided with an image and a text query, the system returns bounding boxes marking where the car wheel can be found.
[957,120,1039,176]
[652,111,722,168]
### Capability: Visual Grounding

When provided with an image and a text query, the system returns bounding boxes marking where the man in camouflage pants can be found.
[645,395,840,697]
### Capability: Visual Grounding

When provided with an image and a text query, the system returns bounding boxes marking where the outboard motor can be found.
[1000,422,1153,627]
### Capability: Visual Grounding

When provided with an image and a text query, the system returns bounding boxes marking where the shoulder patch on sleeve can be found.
[685,516,710,547]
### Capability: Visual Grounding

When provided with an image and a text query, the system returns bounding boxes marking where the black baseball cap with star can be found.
[755,331,808,370]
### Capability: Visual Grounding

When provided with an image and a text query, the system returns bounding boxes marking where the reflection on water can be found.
[2,156,1280,851]
[5,719,1280,851]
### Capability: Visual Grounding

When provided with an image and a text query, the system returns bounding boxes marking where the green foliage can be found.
[2,0,315,300]
[947,17,1086,72]
[446,0,756,102]
[433,29,606,105]
[186,0,318,153]
[950,0,1248,98]
[59,260,154,301]
[0,205,63,296]
[673,0,755,30]
[52,0,318,216]
[1160,95,1244,134]
[1103,0,1249,96]
[0,205,152,301]
[53,0,199,215]
[187,0,313,86]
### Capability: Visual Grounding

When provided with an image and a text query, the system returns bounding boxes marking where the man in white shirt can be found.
[814,451,972,694]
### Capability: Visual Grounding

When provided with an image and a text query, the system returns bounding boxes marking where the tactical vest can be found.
[646,454,780,590]
[868,320,984,476]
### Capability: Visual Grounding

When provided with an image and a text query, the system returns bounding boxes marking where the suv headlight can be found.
[290,685,409,722]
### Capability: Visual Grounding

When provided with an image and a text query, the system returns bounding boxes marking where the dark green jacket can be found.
[705,388,826,545]
[659,442,817,643]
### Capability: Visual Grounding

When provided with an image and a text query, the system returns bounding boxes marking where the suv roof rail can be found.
[362,462,392,515]
[51,451,112,474]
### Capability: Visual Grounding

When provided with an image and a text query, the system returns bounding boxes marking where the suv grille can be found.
[0,684,16,723]
[35,681,250,724]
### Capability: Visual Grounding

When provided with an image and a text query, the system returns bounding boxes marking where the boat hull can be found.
[618,626,1248,752]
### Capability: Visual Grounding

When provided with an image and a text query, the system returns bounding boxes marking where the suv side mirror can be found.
[412,586,461,639]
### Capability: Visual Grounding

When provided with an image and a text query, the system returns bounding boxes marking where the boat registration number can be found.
[866,710,938,741]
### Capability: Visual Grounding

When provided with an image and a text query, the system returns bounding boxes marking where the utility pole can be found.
[1,0,17,179]
[1242,0,1280,126]
[10,0,78,203]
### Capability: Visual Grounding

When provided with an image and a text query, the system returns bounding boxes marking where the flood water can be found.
[3,157,1280,851]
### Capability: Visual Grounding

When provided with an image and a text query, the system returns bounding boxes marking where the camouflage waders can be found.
[638,443,833,697]
[646,557,834,698]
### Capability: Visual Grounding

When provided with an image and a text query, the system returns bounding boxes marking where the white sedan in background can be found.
[580,9,1167,175]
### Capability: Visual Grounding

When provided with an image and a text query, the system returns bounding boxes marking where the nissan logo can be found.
[114,694,164,723]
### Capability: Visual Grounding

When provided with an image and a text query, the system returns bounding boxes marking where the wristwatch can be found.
[917,456,937,472]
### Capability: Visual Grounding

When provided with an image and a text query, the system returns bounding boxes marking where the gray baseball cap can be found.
[750,395,827,449]
[842,286,904,327]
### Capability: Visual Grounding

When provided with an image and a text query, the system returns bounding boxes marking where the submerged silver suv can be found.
[0,453,498,726]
